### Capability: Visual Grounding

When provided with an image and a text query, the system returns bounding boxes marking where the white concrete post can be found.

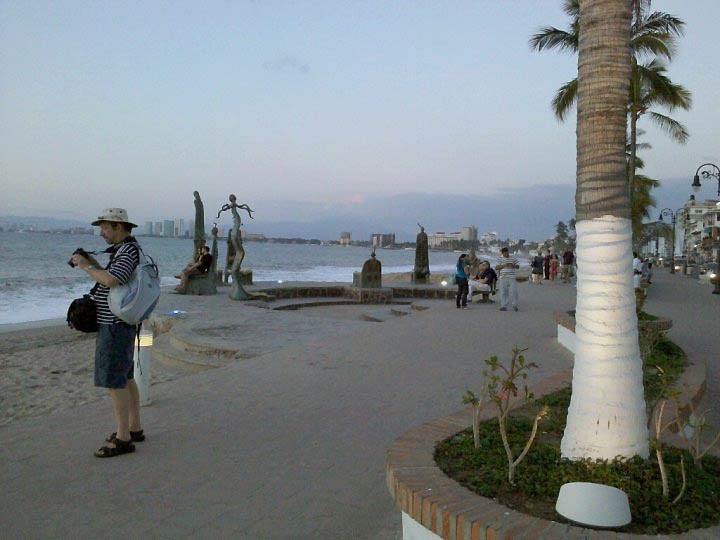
[133,329,153,406]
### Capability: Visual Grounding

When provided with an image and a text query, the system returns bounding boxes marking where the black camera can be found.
[68,248,90,268]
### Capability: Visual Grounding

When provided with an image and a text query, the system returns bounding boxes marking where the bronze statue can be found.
[193,191,206,257]
[217,194,254,300]
[466,248,480,277]
[412,223,430,284]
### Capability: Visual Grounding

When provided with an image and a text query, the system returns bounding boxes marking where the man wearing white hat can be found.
[71,208,145,458]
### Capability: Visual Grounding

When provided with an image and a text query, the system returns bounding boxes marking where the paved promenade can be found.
[1,269,716,538]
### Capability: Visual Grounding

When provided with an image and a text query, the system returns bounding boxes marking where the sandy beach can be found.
[0,321,187,428]
[0,270,531,429]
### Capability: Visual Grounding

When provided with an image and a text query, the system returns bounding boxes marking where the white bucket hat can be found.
[91,208,138,228]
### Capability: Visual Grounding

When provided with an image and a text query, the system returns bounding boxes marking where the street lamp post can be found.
[658,208,686,274]
[691,163,720,294]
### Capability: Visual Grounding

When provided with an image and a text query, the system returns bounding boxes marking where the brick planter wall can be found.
[387,366,715,539]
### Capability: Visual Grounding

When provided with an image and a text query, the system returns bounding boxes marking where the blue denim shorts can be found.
[95,323,136,389]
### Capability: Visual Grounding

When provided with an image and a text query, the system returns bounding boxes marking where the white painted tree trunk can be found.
[560,216,649,460]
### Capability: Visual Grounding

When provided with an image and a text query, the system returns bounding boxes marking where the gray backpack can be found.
[109,244,160,325]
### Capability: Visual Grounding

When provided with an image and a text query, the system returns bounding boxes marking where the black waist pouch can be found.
[67,294,99,333]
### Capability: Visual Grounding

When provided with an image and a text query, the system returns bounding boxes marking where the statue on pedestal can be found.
[412,223,430,284]
[193,191,206,258]
[466,248,480,277]
[217,194,254,300]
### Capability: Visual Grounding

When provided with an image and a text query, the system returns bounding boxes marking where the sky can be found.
[2,1,719,240]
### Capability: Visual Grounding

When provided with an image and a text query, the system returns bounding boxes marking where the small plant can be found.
[462,385,490,450]
[464,346,548,485]
[652,398,686,505]
[674,400,720,470]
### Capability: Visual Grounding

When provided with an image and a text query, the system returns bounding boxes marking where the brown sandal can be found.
[105,430,145,443]
[94,437,135,458]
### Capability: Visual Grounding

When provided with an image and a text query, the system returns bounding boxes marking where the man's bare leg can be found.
[127,379,142,432]
[109,387,132,442]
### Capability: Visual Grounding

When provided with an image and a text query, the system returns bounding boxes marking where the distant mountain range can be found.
[1,178,704,242]
[0,215,90,231]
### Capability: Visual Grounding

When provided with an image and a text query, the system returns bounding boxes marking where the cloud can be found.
[263,55,310,74]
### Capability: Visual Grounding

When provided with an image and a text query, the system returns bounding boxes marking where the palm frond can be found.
[636,61,692,112]
[563,0,579,18]
[636,12,685,38]
[552,78,578,122]
[632,34,674,60]
[647,112,690,143]
[529,27,577,53]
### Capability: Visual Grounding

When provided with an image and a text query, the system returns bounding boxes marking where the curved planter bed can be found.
[386,365,715,539]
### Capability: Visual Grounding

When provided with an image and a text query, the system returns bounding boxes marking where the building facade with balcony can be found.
[680,196,720,261]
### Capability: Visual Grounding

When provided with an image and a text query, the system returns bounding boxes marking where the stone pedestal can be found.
[347,287,394,304]
[186,276,217,296]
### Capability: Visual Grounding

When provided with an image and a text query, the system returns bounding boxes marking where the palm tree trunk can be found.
[561,0,649,461]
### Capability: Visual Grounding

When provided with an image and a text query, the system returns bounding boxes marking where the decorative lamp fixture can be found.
[692,174,702,192]
[555,482,631,528]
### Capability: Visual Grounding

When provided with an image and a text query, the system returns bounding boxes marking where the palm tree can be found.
[530,0,691,207]
[530,1,691,207]
[632,173,660,244]
[530,0,685,121]
[561,0,649,461]
[627,58,691,203]
[627,131,662,244]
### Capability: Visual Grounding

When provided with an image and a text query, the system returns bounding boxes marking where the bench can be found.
[469,280,497,303]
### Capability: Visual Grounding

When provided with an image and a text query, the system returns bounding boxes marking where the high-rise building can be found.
[154,222,163,236]
[462,226,478,242]
[371,233,395,248]
[339,232,352,246]
[163,220,174,237]
[144,222,153,236]
[174,219,185,237]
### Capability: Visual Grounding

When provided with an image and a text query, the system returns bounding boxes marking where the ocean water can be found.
[0,231,483,324]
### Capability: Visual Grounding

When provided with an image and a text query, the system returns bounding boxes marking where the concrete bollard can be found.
[133,329,153,406]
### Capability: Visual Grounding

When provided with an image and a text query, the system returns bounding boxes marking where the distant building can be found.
[683,197,720,262]
[144,221,153,236]
[680,196,719,258]
[371,233,395,248]
[462,226,478,242]
[163,220,174,237]
[480,231,499,244]
[241,231,266,241]
[428,231,463,247]
[187,219,195,238]
[154,221,163,236]
[339,232,352,246]
[427,226,477,248]
[174,218,185,237]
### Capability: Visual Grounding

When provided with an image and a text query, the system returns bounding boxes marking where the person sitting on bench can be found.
[468,260,497,302]
[175,246,212,294]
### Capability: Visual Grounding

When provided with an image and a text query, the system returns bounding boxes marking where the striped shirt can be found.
[92,240,140,324]
[495,256,519,279]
